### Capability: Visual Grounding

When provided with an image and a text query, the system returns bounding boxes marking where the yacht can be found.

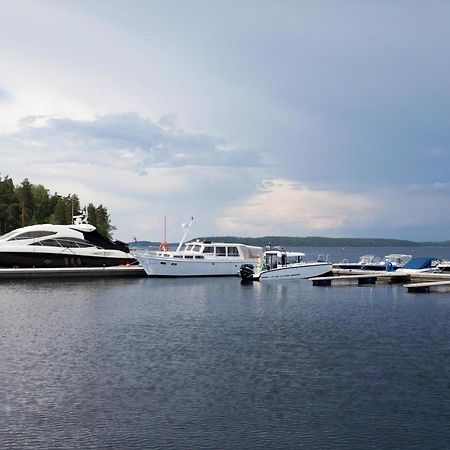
[134,219,263,277]
[0,213,136,268]
[240,248,332,281]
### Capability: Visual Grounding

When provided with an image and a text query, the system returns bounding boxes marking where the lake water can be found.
[1,247,450,449]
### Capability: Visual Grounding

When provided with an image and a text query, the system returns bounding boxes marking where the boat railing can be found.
[317,254,331,263]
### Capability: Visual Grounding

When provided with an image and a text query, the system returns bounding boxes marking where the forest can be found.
[0,175,114,238]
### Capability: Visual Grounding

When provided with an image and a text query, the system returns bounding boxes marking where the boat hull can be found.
[136,254,255,277]
[0,250,136,268]
[258,262,332,280]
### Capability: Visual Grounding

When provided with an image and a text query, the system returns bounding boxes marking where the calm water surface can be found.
[1,247,450,449]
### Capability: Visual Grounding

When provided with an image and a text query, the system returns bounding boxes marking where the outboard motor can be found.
[240,264,255,281]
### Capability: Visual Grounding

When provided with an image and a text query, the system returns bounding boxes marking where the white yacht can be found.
[0,213,136,268]
[240,248,332,281]
[134,219,263,277]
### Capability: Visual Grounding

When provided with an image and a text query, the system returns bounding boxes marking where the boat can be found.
[240,247,332,281]
[435,260,450,273]
[334,254,412,271]
[134,218,264,277]
[395,256,441,274]
[0,212,137,268]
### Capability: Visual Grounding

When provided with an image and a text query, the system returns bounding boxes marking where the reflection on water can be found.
[1,270,450,449]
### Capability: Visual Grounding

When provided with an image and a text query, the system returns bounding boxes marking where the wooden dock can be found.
[0,266,146,279]
[310,268,450,293]
[404,280,450,293]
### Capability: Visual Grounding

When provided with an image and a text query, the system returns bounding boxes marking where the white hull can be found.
[257,262,332,280]
[136,254,253,277]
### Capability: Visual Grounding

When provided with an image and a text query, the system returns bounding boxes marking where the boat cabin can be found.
[156,240,263,260]
[263,250,305,269]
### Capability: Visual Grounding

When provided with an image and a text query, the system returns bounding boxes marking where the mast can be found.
[176,217,194,252]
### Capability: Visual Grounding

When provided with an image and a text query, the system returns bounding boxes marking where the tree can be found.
[16,178,34,227]
[31,184,50,224]
[0,175,20,234]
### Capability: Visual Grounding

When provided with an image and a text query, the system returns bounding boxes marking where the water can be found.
[1,247,450,449]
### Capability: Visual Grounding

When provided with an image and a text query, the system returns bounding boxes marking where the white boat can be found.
[134,219,263,277]
[334,254,412,271]
[0,212,137,268]
[395,256,441,274]
[240,248,332,281]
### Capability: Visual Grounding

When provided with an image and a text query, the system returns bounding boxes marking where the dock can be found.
[404,280,450,293]
[0,266,146,279]
[310,268,450,293]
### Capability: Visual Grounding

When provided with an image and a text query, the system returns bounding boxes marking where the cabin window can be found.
[193,245,202,252]
[39,239,63,247]
[194,255,204,259]
[28,231,57,238]
[185,245,193,251]
[216,247,226,257]
[203,246,214,254]
[184,255,193,259]
[227,247,239,257]
[12,232,32,240]
[58,240,80,248]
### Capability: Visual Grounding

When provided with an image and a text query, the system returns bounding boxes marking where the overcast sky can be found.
[1,0,450,242]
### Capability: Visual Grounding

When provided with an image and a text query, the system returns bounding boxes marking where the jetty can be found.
[0,265,146,279]
[310,268,450,293]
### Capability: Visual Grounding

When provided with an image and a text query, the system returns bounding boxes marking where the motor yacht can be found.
[0,213,136,268]
[240,247,332,281]
[134,218,264,277]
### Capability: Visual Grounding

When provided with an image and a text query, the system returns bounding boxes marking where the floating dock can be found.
[310,268,450,293]
[0,266,146,279]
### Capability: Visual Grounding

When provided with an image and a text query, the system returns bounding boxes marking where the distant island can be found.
[130,236,450,248]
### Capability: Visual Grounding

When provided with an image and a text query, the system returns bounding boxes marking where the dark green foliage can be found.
[0,175,115,238]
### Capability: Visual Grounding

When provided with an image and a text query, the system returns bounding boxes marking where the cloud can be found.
[2,112,263,175]
[220,179,378,236]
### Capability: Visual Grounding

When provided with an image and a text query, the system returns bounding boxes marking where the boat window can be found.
[76,241,95,248]
[227,247,240,257]
[39,239,63,247]
[57,240,82,248]
[216,247,226,257]
[173,255,183,258]
[28,231,57,238]
[194,255,204,259]
[185,245,193,251]
[193,245,202,252]
[184,255,193,259]
[203,246,214,254]
[12,232,32,240]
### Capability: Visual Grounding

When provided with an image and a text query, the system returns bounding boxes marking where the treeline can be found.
[197,235,450,247]
[0,176,115,238]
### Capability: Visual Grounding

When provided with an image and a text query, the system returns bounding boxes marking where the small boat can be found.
[435,260,450,272]
[0,212,136,268]
[134,218,264,277]
[240,247,332,281]
[334,254,412,271]
[395,256,441,273]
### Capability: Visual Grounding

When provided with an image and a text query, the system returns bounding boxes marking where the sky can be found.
[1,0,450,242]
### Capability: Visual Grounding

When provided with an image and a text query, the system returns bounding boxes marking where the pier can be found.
[310,268,450,293]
